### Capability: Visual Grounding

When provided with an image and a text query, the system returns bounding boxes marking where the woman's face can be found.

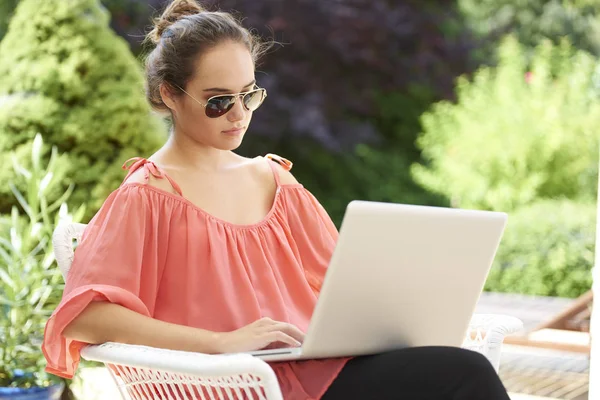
[162,41,258,151]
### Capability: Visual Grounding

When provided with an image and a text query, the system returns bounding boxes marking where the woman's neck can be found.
[155,131,236,172]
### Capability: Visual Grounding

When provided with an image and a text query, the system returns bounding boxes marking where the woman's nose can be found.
[227,95,246,122]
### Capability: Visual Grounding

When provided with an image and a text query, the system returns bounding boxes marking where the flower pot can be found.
[0,383,64,400]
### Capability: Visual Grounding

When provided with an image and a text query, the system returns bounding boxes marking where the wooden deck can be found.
[501,345,589,400]
[475,292,575,333]
[476,292,591,399]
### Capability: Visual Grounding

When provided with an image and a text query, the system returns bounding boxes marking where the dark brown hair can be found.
[144,0,269,114]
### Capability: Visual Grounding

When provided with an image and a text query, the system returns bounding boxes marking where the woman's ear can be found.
[159,83,178,111]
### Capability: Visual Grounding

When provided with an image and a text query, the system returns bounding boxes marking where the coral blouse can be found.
[42,155,349,400]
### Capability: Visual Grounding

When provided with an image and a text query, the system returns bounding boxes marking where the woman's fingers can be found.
[258,320,305,342]
[252,318,305,348]
[271,322,305,343]
[265,331,301,347]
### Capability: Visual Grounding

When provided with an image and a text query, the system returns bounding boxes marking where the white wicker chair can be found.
[52,222,522,400]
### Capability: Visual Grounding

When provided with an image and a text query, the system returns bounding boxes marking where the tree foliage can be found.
[413,36,600,212]
[485,199,595,298]
[0,0,166,217]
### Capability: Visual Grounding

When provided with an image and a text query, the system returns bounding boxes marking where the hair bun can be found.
[147,0,205,45]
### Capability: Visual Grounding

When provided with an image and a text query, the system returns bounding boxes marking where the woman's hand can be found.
[215,317,305,353]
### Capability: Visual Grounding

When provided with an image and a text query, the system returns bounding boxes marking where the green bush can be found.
[459,0,600,58]
[0,0,19,42]
[485,199,596,298]
[0,134,84,389]
[412,36,600,212]
[0,0,166,218]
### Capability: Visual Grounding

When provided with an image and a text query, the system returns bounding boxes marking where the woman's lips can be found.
[223,127,245,136]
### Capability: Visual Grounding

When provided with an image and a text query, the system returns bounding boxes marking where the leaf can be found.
[28,285,43,306]
[11,154,32,180]
[29,222,42,239]
[22,320,33,333]
[41,252,55,270]
[39,194,52,232]
[33,286,53,311]
[73,204,86,223]
[58,203,68,220]
[26,236,47,258]
[9,184,32,218]
[15,286,29,303]
[9,229,22,255]
[46,146,59,175]
[0,268,16,290]
[0,245,12,265]
[47,184,74,214]
[9,307,18,326]
[38,172,53,195]
[31,133,43,171]
[11,206,20,225]
[0,236,14,251]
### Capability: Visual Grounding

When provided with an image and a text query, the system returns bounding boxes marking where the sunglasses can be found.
[174,84,268,118]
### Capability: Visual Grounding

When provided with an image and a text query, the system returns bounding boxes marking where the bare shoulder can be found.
[260,154,299,185]
[122,165,180,195]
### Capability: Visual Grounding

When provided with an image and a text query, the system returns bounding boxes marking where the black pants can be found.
[322,347,510,400]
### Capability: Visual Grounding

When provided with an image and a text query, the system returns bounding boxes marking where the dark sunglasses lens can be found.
[243,89,265,111]
[205,96,235,118]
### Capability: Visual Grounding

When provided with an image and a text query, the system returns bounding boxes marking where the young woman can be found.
[43,1,511,399]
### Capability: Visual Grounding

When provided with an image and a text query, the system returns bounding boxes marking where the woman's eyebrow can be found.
[203,79,256,93]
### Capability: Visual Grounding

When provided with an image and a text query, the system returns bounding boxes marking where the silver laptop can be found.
[244,200,507,362]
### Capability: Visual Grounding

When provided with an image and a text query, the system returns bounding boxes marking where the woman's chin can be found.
[217,133,245,150]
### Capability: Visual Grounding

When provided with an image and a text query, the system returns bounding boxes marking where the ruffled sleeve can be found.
[42,185,164,379]
[282,187,339,296]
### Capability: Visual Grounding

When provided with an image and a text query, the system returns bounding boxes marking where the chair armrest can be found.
[81,342,283,400]
[463,313,523,371]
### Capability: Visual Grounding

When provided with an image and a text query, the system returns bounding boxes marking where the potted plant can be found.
[0,134,84,399]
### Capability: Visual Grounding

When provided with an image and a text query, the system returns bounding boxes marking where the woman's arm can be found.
[63,302,305,354]
[63,301,222,354]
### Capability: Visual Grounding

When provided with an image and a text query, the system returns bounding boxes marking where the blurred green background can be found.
[1,0,599,299]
